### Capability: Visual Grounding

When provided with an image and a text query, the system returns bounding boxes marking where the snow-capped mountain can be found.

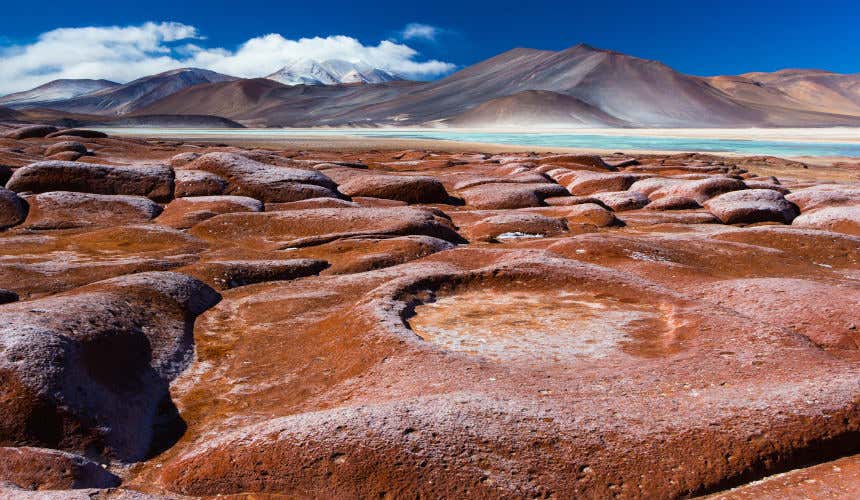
[0,79,119,107]
[266,59,400,86]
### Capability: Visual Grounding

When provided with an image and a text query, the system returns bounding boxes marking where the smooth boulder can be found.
[187,152,339,202]
[459,183,568,209]
[337,174,449,204]
[704,189,799,224]
[44,142,87,157]
[23,192,162,229]
[792,206,860,236]
[6,161,174,202]
[3,125,58,140]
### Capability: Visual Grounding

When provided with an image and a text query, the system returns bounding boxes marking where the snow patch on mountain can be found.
[266,59,400,86]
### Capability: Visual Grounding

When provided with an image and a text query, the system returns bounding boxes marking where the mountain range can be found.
[2,44,859,128]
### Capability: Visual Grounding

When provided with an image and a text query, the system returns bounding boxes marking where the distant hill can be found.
[9,68,238,115]
[0,79,119,107]
[710,69,860,117]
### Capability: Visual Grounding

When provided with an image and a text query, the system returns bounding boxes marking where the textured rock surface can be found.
[155,195,262,229]
[337,174,449,204]
[173,169,227,197]
[704,189,799,224]
[459,182,568,209]
[186,152,339,202]
[23,192,162,229]
[0,136,857,498]
[7,161,175,201]
[792,205,860,235]
[3,125,58,140]
[0,447,121,490]
[0,187,28,229]
[0,272,220,461]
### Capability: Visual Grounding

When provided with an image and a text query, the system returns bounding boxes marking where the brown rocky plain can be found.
[0,121,859,499]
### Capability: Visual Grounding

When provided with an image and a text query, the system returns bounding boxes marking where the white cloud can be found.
[401,23,442,42]
[0,22,456,95]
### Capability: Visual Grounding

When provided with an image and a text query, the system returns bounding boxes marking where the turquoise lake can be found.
[101,128,860,158]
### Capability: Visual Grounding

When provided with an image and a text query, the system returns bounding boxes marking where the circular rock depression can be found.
[409,288,670,361]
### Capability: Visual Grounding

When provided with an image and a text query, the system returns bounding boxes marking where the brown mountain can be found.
[710,69,860,116]
[447,90,630,127]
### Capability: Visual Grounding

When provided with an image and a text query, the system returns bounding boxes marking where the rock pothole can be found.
[408,288,672,361]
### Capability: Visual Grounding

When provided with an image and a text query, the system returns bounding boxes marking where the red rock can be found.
[704,189,799,224]
[564,171,647,195]
[45,129,108,139]
[173,169,227,197]
[167,152,201,167]
[0,225,207,298]
[632,176,747,203]
[47,151,84,161]
[562,202,617,226]
[266,197,360,211]
[0,447,121,490]
[590,190,650,211]
[23,192,162,229]
[3,125,58,140]
[459,182,568,209]
[786,185,860,211]
[0,188,28,229]
[337,174,449,204]
[44,141,87,157]
[191,207,465,250]
[156,195,262,229]
[536,154,612,170]
[186,152,339,202]
[278,235,456,274]
[644,196,701,210]
[792,206,860,235]
[0,272,219,461]
[466,213,568,242]
[7,161,174,202]
[184,258,329,290]
[695,278,859,349]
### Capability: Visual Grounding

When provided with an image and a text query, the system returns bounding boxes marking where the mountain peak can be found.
[266,59,400,86]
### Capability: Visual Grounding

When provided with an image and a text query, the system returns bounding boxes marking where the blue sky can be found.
[2,0,858,93]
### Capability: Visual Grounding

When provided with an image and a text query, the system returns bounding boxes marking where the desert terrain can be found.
[0,122,859,498]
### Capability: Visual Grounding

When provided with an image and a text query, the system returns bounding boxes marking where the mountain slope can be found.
[27,68,238,115]
[0,79,119,107]
[134,78,424,127]
[446,90,630,127]
[266,59,400,86]
[714,69,860,116]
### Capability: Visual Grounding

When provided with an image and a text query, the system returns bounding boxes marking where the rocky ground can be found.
[0,122,859,498]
